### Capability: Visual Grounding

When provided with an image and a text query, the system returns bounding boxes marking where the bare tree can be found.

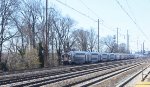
[102,35,117,53]
[52,15,74,65]
[11,16,27,60]
[19,0,46,67]
[118,43,127,53]
[0,0,19,63]
[65,30,77,51]
[88,28,97,52]
[20,0,42,48]
[72,29,89,51]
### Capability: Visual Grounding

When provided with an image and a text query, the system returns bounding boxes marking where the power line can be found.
[78,0,125,36]
[125,0,137,23]
[56,0,126,38]
[116,0,150,41]
[102,23,125,37]
[55,0,97,22]
[79,0,103,21]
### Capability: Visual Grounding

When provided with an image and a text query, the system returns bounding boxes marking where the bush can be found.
[6,47,40,71]
[24,48,40,69]
[0,62,8,71]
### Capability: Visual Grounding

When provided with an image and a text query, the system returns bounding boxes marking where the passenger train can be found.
[61,51,146,65]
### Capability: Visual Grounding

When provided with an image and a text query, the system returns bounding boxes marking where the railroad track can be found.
[13,63,130,86]
[69,64,145,87]
[0,59,141,78]
[2,59,147,87]
[0,59,136,82]
[0,58,148,87]
[116,65,150,87]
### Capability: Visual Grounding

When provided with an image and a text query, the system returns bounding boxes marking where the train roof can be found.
[69,51,89,54]
[90,52,100,53]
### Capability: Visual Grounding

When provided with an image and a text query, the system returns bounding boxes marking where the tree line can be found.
[0,0,128,71]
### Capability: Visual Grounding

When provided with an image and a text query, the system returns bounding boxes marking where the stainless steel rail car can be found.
[61,51,143,65]
[90,52,100,63]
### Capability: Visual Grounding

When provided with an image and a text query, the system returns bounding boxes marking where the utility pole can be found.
[52,31,54,66]
[98,19,99,52]
[45,0,48,67]
[127,30,129,53]
[141,44,142,54]
[49,8,54,66]
[143,42,145,54]
[117,28,118,52]
[137,39,138,52]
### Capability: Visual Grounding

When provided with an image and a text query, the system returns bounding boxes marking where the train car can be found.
[109,53,116,61]
[128,54,135,59]
[61,52,71,65]
[128,54,133,59]
[119,54,123,60]
[90,52,100,63]
[134,54,140,58]
[125,54,129,59]
[62,51,141,65]
[69,51,88,64]
[85,52,91,63]
[101,53,109,61]
[124,54,128,59]
[120,53,126,60]
[115,53,121,60]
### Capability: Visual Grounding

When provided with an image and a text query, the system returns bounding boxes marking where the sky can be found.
[47,0,150,52]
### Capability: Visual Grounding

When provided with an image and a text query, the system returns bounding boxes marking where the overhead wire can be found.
[55,0,97,22]
[79,0,103,21]
[78,0,126,37]
[56,0,126,38]
[116,0,150,41]
[125,0,137,23]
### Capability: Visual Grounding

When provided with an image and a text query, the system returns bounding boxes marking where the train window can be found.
[76,53,85,55]
[92,53,98,55]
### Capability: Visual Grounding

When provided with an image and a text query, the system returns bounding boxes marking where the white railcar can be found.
[69,51,89,64]
[61,51,139,65]
[109,53,116,61]
[90,52,100,63]
[115,53,121,60]
[101,53,109,61]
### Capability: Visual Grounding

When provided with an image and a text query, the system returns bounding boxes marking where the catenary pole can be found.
[127,30,129,53]
[98,19,99,52]
[45,0,48,67]
[117,28,118,52]
[143,42,144,54]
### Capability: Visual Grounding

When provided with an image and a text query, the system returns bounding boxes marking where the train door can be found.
[86,52,91,63]
[99,54,101,62]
